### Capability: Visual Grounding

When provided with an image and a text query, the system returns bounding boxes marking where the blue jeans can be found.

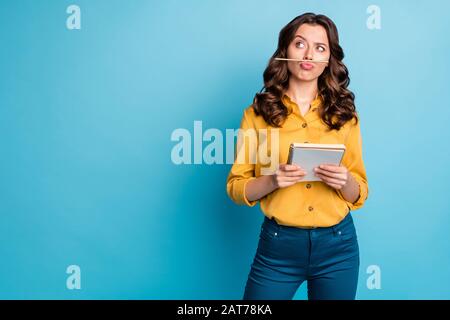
[243,213,360,300]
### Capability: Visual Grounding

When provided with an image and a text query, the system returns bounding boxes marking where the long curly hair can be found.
[252,13,357,131]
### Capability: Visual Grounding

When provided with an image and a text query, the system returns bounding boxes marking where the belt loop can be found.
[331,224,338,235]
[271,216,282,234]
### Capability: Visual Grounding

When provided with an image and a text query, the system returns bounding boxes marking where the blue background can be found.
[0,0,449,299]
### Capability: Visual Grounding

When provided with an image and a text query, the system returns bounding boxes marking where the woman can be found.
[226,13,369,300]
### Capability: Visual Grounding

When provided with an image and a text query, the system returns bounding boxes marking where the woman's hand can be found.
[314,164,349,190]
[272,164,307,189]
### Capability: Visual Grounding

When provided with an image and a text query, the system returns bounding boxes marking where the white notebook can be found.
[287,143,346,182]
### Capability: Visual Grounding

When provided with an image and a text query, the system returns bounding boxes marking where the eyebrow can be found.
[294,35,328,47]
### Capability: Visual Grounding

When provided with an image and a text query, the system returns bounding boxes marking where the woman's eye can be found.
[317,46,325,52]
[296,42,305,48]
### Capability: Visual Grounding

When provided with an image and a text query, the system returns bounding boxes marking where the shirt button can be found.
[306,183,311,189]
[308,206,314,211]
[302,122,307,128]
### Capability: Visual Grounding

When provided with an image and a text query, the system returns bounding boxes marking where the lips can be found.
[300,62,314,70]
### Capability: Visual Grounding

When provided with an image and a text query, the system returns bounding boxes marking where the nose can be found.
[303,45,313,60]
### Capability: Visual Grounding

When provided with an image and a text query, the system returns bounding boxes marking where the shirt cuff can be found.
[336,173,368,211]
[229,177,258,207]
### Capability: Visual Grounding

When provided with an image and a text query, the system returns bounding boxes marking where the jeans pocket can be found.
[257,223,284,258]
[335,222,357,242]
[260,223,280,241]
[339,231,356,241]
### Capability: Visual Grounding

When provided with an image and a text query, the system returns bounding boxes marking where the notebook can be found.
[287,143,346,182]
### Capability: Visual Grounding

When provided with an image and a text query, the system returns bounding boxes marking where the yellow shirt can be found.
[226,94,369,228]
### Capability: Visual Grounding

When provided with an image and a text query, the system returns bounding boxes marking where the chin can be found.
[294,73,319,82]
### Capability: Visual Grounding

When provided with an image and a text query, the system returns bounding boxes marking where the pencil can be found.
[274,58,329,63]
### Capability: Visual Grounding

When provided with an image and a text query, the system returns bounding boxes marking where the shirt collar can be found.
[281,93,322,121]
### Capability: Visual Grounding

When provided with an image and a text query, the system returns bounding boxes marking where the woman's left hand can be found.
[314,164,349,190]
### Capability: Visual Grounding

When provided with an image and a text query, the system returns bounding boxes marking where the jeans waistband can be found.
[264,213,353,235]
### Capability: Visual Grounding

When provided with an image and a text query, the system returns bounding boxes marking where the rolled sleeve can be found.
[338,172,369,211]
[226,108,259,207]
[227,175,258,207]
[336,116,369,211]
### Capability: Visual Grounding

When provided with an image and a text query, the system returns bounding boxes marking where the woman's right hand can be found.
[272,164,307,189]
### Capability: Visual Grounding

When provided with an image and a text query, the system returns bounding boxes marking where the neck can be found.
[284,78,319,105]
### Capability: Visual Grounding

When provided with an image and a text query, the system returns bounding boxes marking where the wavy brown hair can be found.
[252,13,357,131]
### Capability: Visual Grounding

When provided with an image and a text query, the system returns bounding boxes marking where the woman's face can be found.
[286,23,330,82]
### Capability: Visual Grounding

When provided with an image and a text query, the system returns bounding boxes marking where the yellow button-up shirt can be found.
[226,94,369,228]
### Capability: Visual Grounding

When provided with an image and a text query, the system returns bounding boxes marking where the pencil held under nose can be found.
[274,57,329,64]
